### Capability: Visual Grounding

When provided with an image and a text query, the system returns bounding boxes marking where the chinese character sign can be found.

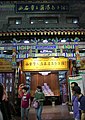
[22,57,69,71]
[15,3,69,13]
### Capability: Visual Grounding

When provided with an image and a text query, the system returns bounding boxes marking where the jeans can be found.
[35,105,43,120]
[21,107,30,120]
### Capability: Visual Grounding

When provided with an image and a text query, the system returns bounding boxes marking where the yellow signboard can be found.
[0,58,13,72]
[22,57,69,71]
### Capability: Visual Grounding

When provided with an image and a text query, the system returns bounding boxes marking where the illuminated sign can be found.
[15,3,69,13]
[22,57,69,71]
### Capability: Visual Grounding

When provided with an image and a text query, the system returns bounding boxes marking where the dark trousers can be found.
[1,101,11,120]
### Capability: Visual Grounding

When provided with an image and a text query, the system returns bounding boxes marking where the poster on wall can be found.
[68,75,84,100]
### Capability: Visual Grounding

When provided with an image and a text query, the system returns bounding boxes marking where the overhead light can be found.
[3,50,7,52]
[16,20,21,25]
[43,39,48,43]
[61,39,66,42]
[31,21,34,24]
[39,72,51,75]
[24,40,29,43]
[45,21,48,24]
[73,19,78,24]
[40,50,52,53]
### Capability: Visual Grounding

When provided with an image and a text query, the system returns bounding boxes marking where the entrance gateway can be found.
[22,57,69,105]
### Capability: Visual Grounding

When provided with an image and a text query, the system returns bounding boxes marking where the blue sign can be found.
[36,45,56,49]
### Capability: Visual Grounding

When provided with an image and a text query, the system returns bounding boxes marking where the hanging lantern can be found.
[48,31,50,35]
[58,31,60,35]
[13,33,16,36]
[34,32,36,35]
[44,31,46,35]
[27,32,29,35]
[3,33,5,36]
[0,33,2,36]
[17,32,19,35]
[37,32,40,35]
[20,32,22,35]
[71,32,74,35]
[68,31,70,35]
[10,33,12,36]
[78,31,80,35]
[30,32,33,35]
[41,32,43,35]
[61,32,63,35]
[81,32,84,35]
[6,33,9,36]
[51,32,53,35]
[65,32,67,35]
[54,31,57,35]
[23,32,26,35]
[75,32,77,35]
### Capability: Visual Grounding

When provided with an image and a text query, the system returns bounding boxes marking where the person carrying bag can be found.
[32,100,40,109]
[33,86,45,120]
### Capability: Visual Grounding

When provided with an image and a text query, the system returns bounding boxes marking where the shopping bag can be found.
[32,100,39,109]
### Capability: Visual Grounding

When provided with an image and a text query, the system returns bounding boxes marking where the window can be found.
[30,17,58,24]
[15,19,21,25]
[66,17,79,24]
[8,17,22,25]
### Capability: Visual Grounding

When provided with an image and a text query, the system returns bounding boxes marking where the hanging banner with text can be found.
[22,57,69,71]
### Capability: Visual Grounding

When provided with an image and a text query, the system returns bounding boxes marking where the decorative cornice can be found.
[0,29,85,37]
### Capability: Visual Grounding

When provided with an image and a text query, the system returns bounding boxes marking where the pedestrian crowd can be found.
[0,82,85,120]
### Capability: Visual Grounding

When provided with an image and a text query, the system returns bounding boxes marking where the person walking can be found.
[33,86,45,120]
[21,86,31,120]
[72,86,85,120]
[71,87,80,120]
[66,82,80,120]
